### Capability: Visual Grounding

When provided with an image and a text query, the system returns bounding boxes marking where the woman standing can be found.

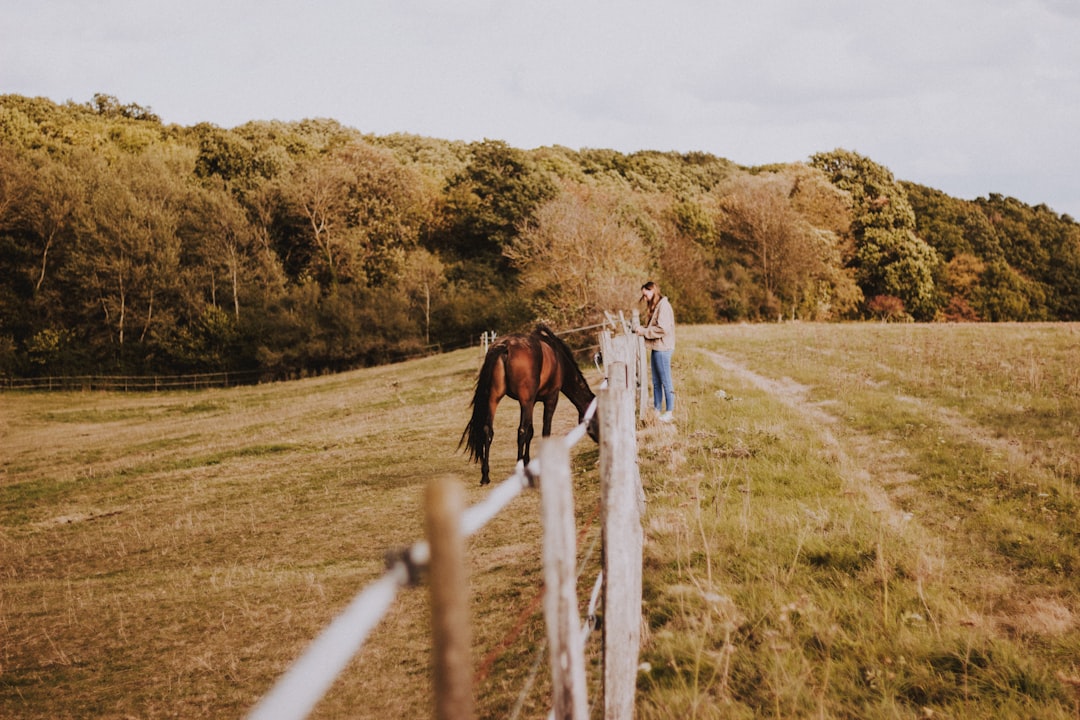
[635,281,676,422]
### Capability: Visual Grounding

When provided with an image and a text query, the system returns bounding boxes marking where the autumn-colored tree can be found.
[939,296,980,322]
[186,181,260,320]
[942,253,985,299]
[936,253,986,321]
[0,148,32,310]
[4,93,1080,380]
[716,169,859,320]
[0,147,27,230]
[63,150,189,367]
[505,181,649,326]
[867,295,908,322]
[280,142,429,289]
[285,151,357,286]
[21,154,80,294]
[655,216,717,323]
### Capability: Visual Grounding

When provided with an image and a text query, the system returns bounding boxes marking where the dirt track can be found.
[701,347,1077,641]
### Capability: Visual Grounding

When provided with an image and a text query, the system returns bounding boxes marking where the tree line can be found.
[1,93,1077,380]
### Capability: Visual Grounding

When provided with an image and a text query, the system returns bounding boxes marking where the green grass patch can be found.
[636,323,1080,719]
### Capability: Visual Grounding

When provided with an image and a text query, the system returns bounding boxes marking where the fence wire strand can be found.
[509,508,604,720]
[246,564,409,720]
[246,460,535,720]
[247,399,603,720]
[462,460,535,535]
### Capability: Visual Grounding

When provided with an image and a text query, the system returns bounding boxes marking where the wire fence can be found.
[8,317,645,718]
[246,393,612,720]
[0,370,264,391]
[0,321,613,393]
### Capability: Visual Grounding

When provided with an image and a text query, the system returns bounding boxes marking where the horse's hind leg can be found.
[480,365,505,485]
[480,423,494,485]
[517,400,535,466]
[540,393,559,437]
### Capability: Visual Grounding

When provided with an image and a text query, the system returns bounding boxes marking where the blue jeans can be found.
[650,350,675,413]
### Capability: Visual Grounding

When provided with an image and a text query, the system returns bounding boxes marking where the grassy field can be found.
[639,322,1080,719]
[2,323,1078,719]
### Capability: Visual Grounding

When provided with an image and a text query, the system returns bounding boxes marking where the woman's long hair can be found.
[641,280,663,315]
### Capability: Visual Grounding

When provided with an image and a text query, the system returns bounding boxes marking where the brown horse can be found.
[461,324,599,485]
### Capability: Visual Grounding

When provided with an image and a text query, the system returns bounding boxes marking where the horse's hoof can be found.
[480,477,490,486]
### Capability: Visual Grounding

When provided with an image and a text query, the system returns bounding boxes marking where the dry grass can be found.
[1,348,602,719]
[4,322,1079,719]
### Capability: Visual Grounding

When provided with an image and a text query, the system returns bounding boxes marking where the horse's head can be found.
[586,413,600,444]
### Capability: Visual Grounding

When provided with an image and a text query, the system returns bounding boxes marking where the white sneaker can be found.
[659,411,674,423]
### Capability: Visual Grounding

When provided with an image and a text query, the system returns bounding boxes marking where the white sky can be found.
[3,0,1079,219]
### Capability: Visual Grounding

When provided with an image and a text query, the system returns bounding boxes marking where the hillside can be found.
[3,322,1078,718]
[2,93,1079,382]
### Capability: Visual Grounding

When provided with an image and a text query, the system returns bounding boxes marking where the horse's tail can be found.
[460,342,506,462]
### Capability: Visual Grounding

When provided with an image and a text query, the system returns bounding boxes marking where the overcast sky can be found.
[3,0,1079,218]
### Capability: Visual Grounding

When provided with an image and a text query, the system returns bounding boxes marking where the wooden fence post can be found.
[599,329,612,384]
[539,438,589,720]
[599,322,640,415]
[600,366,643,719]
[632,310,649,419]
[426,476,474,720]
[608,360,628,390]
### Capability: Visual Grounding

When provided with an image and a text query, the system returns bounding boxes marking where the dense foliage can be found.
[1,94,1077,379]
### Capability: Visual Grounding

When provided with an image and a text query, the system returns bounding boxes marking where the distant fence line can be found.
[0,370,264,392]
[1,320,616,393]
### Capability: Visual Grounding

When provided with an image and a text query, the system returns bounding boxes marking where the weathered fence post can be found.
[600,363,643,719]
[600,316,645,422]
[632,309,648,419]
[598,326,614,386]
[426,477,474,720]
[539,438,589,720]
[480,330,497,360]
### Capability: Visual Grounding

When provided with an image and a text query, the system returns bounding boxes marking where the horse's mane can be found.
[534,323,591,393]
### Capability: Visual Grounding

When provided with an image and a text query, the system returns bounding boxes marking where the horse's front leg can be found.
[518,401,535,466]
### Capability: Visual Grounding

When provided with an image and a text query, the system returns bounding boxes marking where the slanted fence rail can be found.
[247,332,645,719]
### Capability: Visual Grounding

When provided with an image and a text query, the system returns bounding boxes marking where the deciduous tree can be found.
[811,149,940,319]
[438,139,556,270]
[399,248,445,344]
[69,151,186,361]
[21,152,80,294]
[716,169,859,319]
[505,182,648,326]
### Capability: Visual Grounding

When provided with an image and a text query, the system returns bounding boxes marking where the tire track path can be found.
[701,348,1078,639]
[702,349,914,530]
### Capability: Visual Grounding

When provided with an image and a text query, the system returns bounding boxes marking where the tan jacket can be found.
[641,296,676,351]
